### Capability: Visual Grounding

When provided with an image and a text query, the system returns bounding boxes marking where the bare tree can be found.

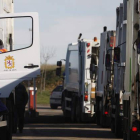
[40,46,55,93]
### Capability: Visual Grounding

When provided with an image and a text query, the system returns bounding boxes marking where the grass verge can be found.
[37,90,51,105]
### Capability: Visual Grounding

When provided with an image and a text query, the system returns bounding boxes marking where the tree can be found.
[40,46,55,93]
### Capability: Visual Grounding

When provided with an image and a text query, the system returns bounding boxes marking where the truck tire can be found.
[99,100,104,126]
[115,120,123,138]
[123,133,127,140]
[71,97,76,122]
[6,113,13,140]
[50,104,58,109]
[62,95,68,119]
[96,98,100,125]
[76,101,81,123]
[111,119,115,133]
[0,126,7,140]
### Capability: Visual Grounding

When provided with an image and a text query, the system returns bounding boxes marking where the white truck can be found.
[56,35,99,122]
[0,1,40,139]
[96,27,116,127]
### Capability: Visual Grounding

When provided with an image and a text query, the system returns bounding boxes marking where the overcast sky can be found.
[14,0,123,64]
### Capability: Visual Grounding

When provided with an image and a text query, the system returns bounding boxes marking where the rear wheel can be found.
[50,104,58,109]
[71,97,76,122]
[76,101,81,123]
[99,100,103,126]
[111,119,115,133]
[115,120,123,138]
[96,98,101,125]
[62,95,69,119]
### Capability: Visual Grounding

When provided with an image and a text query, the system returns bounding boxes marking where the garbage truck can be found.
[56,34,100,122]
[123,0,140,139]
[109,2,127,138]
[96,27,116,127]
[0,1,40,139]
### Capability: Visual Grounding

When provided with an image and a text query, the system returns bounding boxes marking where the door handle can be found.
[24,64,39,69]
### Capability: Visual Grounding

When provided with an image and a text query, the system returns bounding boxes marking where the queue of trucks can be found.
[56,0,140,139]
[1,0,140,140]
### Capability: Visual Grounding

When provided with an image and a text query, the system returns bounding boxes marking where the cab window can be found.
[0,16,33,52]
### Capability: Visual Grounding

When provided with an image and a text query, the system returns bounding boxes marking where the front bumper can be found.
[50,98,61,105]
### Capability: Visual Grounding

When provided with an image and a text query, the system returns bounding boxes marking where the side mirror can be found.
[114,47,120,63]
[57,61,62,67]
[56,68,61,76]
[105,54,111,68]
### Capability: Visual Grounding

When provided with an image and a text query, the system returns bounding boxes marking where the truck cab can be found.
[0,12,40,139]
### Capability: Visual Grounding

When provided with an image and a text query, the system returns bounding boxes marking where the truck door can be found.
[0,13,40,98]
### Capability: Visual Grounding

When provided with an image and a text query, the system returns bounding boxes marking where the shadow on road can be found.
[13,106,122,140]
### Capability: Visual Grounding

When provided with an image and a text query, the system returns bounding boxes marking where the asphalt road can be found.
[12,105,122,140]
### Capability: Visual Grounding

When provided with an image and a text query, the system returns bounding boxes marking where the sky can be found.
[14,0,123,64]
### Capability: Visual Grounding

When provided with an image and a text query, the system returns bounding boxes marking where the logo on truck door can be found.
[5,56,15,69]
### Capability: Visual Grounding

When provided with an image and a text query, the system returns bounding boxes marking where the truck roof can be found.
[68,39,100,51]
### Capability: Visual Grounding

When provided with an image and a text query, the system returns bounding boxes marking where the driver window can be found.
[0,17,33,53]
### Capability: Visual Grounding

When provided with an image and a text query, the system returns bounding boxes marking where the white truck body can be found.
[0,12,40,98]
[63,38,99,121]
[0,1,40,138]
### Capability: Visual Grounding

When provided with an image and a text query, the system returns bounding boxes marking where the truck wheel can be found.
[96,99,100,125]
[99,100,104,126]
[111,119,115,133]
[115,119,123,138]
[6,113,13,140]
[96,111,100,125]
[115,127,122,138]
[123,133,127,140]
[62,95,68,119]
[71,97,76,122]
[76,102,81,123]
[0,127,7,140]
[50,104,58,109]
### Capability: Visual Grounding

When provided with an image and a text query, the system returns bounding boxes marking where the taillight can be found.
[84,95,88,101]
[87,43,90,47]
[132,127,137,132]
[104,111,108,115]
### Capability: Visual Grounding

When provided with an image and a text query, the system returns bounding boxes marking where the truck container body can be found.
[96,29,116,127]
[61,38,99,122]
[110,2,127,138]
[123,0,140,139]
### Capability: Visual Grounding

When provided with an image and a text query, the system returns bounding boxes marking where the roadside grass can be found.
[37,90,51,105]
[27,64,65,105]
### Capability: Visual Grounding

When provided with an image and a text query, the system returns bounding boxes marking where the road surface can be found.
[13,105,122,140]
